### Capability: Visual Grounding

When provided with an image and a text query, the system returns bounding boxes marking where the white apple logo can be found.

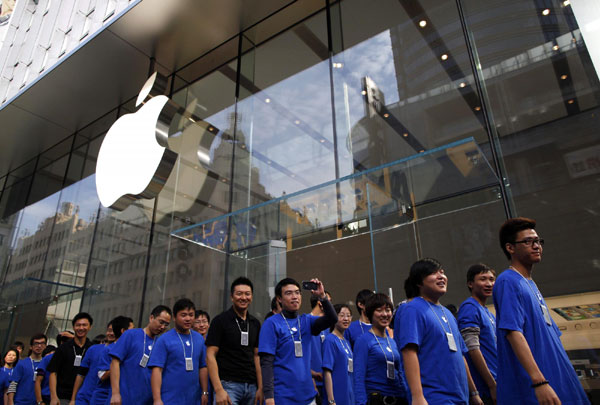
[96,73,178,211]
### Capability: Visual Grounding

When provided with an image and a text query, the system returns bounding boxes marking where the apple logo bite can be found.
[96,73,178,211]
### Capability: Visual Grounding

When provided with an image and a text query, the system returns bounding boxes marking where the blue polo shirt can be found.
[398,297,469,403]
[493,269,589,404]
[311,329,328,394]
[36,353,54,397]
[10,357,41,405]
[458,297,498,399]
[76,344,105,405]
[344,320,371,349]
[109,328,156,405]
[148,329,207,405]
[258,313,319,405]
[322,333,354,405]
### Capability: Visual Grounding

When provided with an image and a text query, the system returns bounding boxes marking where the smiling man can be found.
[206,277,263,405]
[494,218,589,405]
[458,264,498,405]
[7,333,47,405]
[47,312,93,405]
[259,278,337,405]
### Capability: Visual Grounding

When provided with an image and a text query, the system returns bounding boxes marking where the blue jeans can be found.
[218,381,257,405]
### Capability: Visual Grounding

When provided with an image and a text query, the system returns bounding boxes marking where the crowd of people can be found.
[0,217,591,405]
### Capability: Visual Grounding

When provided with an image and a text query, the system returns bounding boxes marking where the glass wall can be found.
[0,0,598,396]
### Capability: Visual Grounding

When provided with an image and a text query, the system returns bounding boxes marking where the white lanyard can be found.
[336,335,353,359]
[359,321,370,334]
[369,329,394,363]
[424,297,458,352]
[30,357,40,379]
[176,331,193,359]
[425,299,451,334]
[510,267,553,325]
[143,332,155,356]
[235,317,249,334]
[72,346,87,357]
[280,313,302,342]
[482,306,496,340]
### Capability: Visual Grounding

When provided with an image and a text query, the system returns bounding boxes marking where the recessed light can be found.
[542,8,550,16]
[560,74,567,80]
[568,99,574,104]
[402,133,408,138]
[295,120,300,125]
[320,139,326,143]
[419,149,425,153]
[441,54,448,61]
[419,20,427,28]
[474,106,481,111]
[361,90,367,95]
[383,113,389,118]
[459,82,466,88]
[563,0,570,6]
[552,45,559,51]
[265,98,271,103]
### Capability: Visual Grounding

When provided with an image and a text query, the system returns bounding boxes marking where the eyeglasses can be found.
[31,342,46,346]
[512,238,544,247]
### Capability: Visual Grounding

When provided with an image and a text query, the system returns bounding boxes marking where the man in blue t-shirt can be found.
[35,346,56,405]
[149,298,208,405]
[495,218,590,404]
[7,333,47,405]
[259,278,337,405]
[109,305,171,405]
[458,263,498,404]
[344,289,373,349]
[309,291,331,404]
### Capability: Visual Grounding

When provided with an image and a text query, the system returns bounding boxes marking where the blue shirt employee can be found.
[259,277,337,405]
[322,304,354,405]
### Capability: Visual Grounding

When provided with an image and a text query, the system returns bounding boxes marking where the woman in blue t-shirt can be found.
[323,304,354,405]
[353,293,408,405]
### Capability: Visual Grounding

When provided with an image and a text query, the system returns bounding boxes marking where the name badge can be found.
[139,353,149,368]
[446,332,457,352]
[294,341,303,358]
[185,357,193,371]
[241,331,249,346]
[347,358,353,373]
[541,305,552,326]
[33,373,37,382]
[74,355,82,367]
[320,334,325,343]
[386,360,395,380]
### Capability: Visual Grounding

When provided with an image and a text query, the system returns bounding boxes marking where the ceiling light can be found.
[552,45,559,51]
[419,149,425,153]
[295,120,300,125]
[361,90,367,95]
[474,106,481,111]
[402,133,408,137]
[441,54,448,61]
[542,8,550,16]
[419,20,427,28]
[265,98,271,103]
[320,139,325,143]
[459,82,466,88]
[568,99,574,104]
[563,0,570,6]
[383,113,389,118]
[560,74,568,80]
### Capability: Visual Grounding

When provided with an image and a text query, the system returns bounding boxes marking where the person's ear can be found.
[505,242,515,255]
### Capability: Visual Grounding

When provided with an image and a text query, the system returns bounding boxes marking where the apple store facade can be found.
[0,0,599,395]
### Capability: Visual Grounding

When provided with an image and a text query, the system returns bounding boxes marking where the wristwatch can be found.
[202,392,210,396]
[328,400,335,404]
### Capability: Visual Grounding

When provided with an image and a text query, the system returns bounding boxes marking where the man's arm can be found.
[199,367,208,405]
[150,367,163,405]
[402,345,427,405]
[110,358,121,405]
[35,375,44,404]
[468,349,496,402]
[49,373,59,405]
[253,347,263,405]
[505,331,561,405]
[206,346,230,405]
[260,353,275,405]
[464,357,483,405]
[323,370,334,404]
[71,374,85,404]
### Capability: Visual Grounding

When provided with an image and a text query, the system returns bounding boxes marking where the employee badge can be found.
[347,358,353,373]
[541,304,552,326]
[386,360,395,380]
[446,332,457,352]
[294,341,303,357]
[185,357,193,371]
[74,355,82,367]
[139,353,149,368]
[241,331,249,346]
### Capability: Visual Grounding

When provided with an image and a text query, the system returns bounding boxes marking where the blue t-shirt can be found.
[398,296,469,404]
[10,357,41,405]
[258,313,319,405]
[311,330,328,390]
[36,353,54,397]
[321,333,354,405]
[148,329,207,405]
[344,320,371,349]
[76,344,105,405]
[457,296,498,398]
[493,269,589,404]
[89,345,112,405]
[0,369,8,394]
[353,331,407,405]
[109,328,156,405]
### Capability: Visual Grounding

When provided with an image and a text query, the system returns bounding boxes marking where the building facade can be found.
[0,0,599,397]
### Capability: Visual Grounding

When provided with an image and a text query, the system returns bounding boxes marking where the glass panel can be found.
[27,155,68,205]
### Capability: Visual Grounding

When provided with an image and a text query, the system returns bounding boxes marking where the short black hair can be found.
[231,277,254,295]
[2,348,19,367]
[151,305,172,318]
[355,289,374,315]
[310,290,331,309]
[331,304,352,332]
[195,310,210,323]
[72,312,93,326]
[56,331,73,346]
[275,278,300,297]
[13,341,24,349]
[499,217,536,260]
[110,316,132,339]
[92,334,106,345]
[42,345,56,356]
[364,293,393,323]
[270,296,279,311]
[29,334,47,346]
[466,263,496,292]
[404,258,442,299]
[173,298,195,317]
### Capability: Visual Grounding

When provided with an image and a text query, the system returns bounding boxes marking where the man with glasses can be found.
[494,218,589,405]
[7,333,47,405]
[109,305,172,405]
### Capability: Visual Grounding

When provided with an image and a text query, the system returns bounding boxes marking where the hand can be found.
[309,278,326,299]
[411,396,428,405]
[534,384,561,405]
[201,394,209,405]
[488,383,497,404]
[69,401,75,405]
[49,398,59,405]
[215,388,232,405]
[153,401,164,405]
[469,394,483,405]
[312,371,323,382]
[254,388,264,405]
[111,393,122,405]
[266,399,275,405]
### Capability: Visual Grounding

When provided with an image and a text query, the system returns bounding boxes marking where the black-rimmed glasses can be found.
[512,238,544,247]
